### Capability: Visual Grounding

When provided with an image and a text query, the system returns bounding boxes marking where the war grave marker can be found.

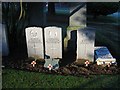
[25,27,44,59]
[77,27,95,63]
[44,26,62,70]
[44,26,62,59]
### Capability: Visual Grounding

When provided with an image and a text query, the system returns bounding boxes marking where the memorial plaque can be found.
[44,26,62,58]
[95,46,116,65]
[77,27,95,62]
[25,27,44,59]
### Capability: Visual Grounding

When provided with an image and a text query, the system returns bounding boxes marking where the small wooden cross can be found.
[47,64,53,70]
[85,60,90,67]
[31,61,36,67]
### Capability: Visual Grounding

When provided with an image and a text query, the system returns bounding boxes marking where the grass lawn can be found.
[2,68,120,88]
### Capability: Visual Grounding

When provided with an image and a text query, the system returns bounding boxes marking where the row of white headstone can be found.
[3,25,115,67]
[25,26,95,62]
[25,26,62,59]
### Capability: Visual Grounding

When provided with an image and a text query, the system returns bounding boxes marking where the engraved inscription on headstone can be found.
[77,27,95,62]
[25,27,44,59]
[44,26,62,58]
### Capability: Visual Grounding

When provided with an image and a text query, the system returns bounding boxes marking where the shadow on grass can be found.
[74,75,119,88]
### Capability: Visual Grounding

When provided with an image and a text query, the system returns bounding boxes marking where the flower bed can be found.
[2,56,120,76]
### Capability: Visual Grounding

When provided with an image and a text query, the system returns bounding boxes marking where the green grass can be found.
[2,68,120,88]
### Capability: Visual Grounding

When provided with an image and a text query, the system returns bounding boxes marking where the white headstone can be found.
[44,26,62,58]
[77,27,95,62]
[25,27,44,59]
[2,24,9,56]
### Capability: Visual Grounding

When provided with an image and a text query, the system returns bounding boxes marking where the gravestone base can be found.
[75,59,91,65]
